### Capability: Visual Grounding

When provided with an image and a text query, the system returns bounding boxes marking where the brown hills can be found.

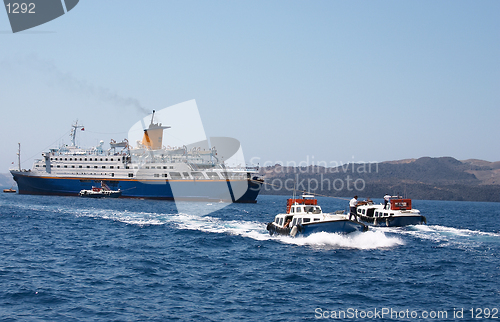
[259,157,500,202]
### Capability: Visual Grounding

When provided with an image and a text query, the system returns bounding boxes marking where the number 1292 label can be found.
[5,3,35,13]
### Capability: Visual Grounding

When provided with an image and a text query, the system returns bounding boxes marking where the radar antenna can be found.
[70,120,85,147]
[150,110,156,125]
[17,142,21,171]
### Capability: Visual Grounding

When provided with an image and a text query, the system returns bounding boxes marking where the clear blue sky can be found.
[1,0,499,171]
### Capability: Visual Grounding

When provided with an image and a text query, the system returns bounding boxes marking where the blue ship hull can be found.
[11,172,262,203]
[300,220,368,236]
[267,219,368,237]
[364,215,427,227]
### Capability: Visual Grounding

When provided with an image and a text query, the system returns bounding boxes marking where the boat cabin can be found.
[357,198,417,219]
[357,206,399,219]
[273,195,325,228]
[267,194,369,235]
[390,198,412,210]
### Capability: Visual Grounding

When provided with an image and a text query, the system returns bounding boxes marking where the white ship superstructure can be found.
[12,113,263,202]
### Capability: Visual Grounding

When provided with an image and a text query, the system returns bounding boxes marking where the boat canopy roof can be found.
[390,198,412,210]
[286,195,318,214]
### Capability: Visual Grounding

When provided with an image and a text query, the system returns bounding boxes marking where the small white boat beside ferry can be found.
[79,182,121,198]
[266,195,368,237]
[355,197,426,227]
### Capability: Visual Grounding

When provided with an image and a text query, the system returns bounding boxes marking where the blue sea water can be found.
[0,194,499,321]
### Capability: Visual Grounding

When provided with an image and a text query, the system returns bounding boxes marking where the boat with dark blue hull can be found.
[12,172,262,202]
[10,111,263,203]
[355,197,426,227]
[266,195,368,237]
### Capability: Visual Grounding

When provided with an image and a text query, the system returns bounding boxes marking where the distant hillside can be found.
[0,173,16,189]
[259,157,500,202]
[461,159,500,185]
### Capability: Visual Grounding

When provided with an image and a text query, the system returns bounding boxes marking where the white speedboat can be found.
[355,197,426,227]
[266,195,368,237]
[79,182,121,198]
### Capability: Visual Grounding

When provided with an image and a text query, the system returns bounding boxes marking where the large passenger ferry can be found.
[10,112,263,203]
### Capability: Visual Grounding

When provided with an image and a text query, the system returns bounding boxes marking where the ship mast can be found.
[17,142,20,171]
[70,120,85,147]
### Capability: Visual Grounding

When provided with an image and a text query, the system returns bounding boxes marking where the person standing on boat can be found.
[349,196,358,221]
[384,194,391,209]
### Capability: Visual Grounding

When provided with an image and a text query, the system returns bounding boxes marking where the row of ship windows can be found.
[127,166,175,170]
[357,208,392,217]
[127,172,224,179]
[290,206,321,214]
[35,165,236,180]
[141,166,175,170]
[275,217,320,226]
[36,164,244,180]
[37,164,177,170]
[37,165,121,169]
[50,157,121,162]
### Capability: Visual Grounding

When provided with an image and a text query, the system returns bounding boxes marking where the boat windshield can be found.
[304,206,321,214]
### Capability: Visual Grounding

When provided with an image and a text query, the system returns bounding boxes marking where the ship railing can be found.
[51,149,110,157]
[223,165,259,173]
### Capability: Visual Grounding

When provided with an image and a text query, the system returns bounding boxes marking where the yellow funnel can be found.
[142,111,170,150]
